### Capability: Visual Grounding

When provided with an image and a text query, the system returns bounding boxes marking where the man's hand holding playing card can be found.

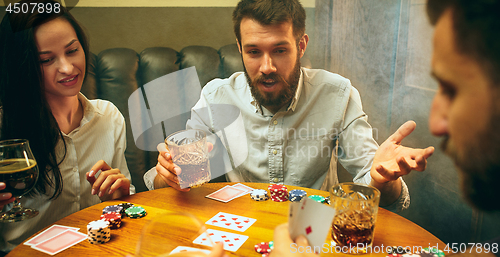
[269,224,316,257]
[85,160,131,202]
[370,121,434,206]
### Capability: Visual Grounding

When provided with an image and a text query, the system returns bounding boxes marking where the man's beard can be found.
[244,55,301,111]
[441,111,500,212]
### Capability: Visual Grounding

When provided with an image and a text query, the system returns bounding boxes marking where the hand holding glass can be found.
[165,129,211,189]
[0,139,39,222]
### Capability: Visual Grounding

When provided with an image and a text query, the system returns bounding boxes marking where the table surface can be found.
[7,183,444,256]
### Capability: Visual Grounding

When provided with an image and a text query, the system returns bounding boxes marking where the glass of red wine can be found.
[0,139,39,222]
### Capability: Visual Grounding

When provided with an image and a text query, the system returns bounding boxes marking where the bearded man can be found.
[146,0,434,212]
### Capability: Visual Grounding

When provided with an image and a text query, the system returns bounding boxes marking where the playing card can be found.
[206,185,246,202]
[289,197,336,253]
[24,225,80,246]
[230,183,254,195]
[170,246,211,255]
[206,212,256,232]
[31,229,87,255]
[193,229,248,252]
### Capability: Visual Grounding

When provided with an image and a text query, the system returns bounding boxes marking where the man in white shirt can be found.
[146,0,434,212]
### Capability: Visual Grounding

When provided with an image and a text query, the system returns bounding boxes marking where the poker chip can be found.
[255,242,271,253]
[125,205,147,218]
[269,241,274,250]
[268,184,288,202]
[308,195,325,203]
[262,253,270,257]
[289,189,307,202]
[87,220,111,244]
[251,189,269,201]
[100,212,122,229]
[421,247,445,257]
[388,246,411,254]
[102,205,124,217]
[118,202,134,216]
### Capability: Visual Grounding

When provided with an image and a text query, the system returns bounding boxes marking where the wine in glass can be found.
[0,139,39,222]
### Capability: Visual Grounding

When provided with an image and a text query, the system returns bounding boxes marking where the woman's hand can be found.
[86,160,130,201]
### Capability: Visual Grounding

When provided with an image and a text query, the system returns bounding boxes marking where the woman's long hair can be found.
[0,0,90,199]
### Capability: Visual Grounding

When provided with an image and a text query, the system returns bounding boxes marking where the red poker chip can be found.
[262,253,270,257]
[271,196,288,202]
[268,184,287,191]
[255,242,271,253]
[100,212,121,221]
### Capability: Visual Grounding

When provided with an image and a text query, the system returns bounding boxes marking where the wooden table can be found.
[7,183,444,256]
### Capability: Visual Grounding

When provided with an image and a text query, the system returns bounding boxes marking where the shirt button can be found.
[273,150,277,155]
[273,178,279,183]
[273,120,278,125]
[73,168,77,172]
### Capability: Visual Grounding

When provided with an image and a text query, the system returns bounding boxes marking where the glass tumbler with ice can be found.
[165,129,211,189]
[329,183,380,254]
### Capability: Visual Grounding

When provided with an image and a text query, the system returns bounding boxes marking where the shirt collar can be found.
[250,68,304,114]
[77,92,103,128]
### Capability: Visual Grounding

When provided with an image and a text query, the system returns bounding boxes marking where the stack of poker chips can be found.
[421,247,445,257]
[251,189,269,201]
[255,241,272,255]
[102,205,124,217]
[118,202,134,216]
[308,195,326,203]
[288,189,307,202]
[87,220,111,244]
[125,205,147,218]
[100,212,122,229]
[268,184,289,202]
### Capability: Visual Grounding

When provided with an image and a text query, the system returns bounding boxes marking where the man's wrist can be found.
[153,174,170,189]
[370,178,402,206]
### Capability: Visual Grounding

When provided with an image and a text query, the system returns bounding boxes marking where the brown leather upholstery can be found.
[81,44,242,192]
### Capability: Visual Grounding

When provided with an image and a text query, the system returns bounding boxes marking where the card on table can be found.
[289,197,336,253]
[205,185,246,203]
[230,183,254,195]
[193,229,248,252]
[31,229,87,255]
[206,212,256,232]
[24,224,80,246]
[170,246,211,255]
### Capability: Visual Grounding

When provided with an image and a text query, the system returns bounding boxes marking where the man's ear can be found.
[236,39,242,53]
[299,34,309,58]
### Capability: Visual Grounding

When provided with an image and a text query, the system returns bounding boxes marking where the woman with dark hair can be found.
[0,0,135,253]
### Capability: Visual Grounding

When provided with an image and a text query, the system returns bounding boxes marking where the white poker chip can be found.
[87,220,111,244]
[251,189,269,201]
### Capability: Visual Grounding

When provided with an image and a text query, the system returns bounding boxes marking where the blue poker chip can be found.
[102,205,123,215]
[289,189,307,202]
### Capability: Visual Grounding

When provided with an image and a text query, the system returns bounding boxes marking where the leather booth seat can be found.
[80,44,243,192]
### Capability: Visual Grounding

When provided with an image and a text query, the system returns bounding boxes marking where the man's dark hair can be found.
[427,0,500,85]
[232,0,306,45]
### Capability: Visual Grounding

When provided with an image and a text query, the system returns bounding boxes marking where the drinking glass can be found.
[329,183,380,254]
[165,129,211,189]
[135,212,214,257]
[0,139,39,222]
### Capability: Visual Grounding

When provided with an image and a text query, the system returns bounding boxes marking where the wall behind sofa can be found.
[0,1,315,55]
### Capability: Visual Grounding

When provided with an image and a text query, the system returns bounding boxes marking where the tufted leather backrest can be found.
[81,44,243,192]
